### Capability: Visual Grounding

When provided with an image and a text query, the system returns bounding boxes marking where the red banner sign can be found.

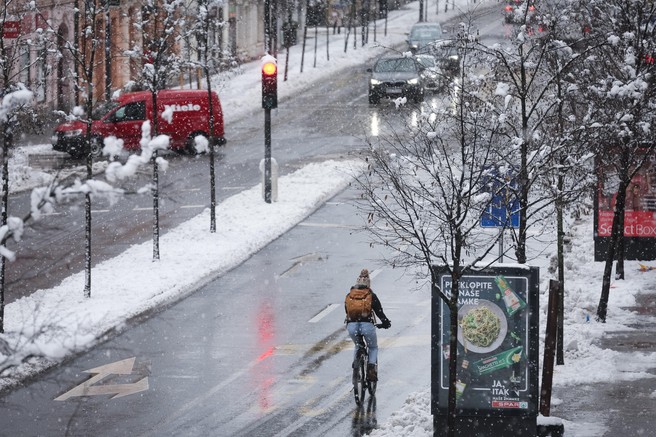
[597,151,656,237]
[2,21,20,39]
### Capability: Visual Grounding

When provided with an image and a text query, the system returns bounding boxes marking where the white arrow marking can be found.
[55,357,149,401]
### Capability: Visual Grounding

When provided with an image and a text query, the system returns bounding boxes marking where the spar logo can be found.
[164,103,201,112]
[491,400,528,409]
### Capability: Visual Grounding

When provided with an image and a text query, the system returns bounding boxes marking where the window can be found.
[111,101,146,122]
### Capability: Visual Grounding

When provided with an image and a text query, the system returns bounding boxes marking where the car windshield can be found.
[91,101,120,120]
[374,58,418,73]
[410,25,441,40]
[416,56,436,68]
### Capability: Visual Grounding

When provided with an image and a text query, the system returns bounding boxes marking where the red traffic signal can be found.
[262,59,278,109]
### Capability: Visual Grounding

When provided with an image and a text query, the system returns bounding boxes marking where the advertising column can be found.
[432,266,539,436]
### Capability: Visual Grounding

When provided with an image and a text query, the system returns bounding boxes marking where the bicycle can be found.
[352,323,384,407]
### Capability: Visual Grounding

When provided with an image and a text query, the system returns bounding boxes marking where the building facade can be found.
[2,0,269,113]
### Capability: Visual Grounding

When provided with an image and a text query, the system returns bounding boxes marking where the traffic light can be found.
[262,59,278,109]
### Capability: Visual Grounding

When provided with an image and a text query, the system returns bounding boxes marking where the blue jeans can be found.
[347,322,378,364]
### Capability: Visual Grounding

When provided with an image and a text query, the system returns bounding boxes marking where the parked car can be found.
[52,89,225,158]
[414,54,442,92]
[368,55,426,104]
[407,22,443,54]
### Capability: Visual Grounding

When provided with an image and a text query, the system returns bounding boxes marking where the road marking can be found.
[370,268,383,279]
[280,252,324,278]
[91,209,110,213]
[136,354,264,436]
[55,357,148,401]
[308,303,340,323]
[298,222,359,229]
[133,207,150,211]
[180,204,206,209]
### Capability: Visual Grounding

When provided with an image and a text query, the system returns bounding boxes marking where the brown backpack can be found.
[345,287,373,321]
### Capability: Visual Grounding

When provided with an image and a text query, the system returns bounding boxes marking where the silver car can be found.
[407,22,443,54]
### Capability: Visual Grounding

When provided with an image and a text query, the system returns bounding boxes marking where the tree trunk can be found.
[84,152,92,298]
[597,179,628,322]
[0,123,9,332]
[556,175,565,365]
[615,211,625,279]
[151,91,161,261]
[446,283,459,437]
[205,74,217,233]
[84,94,94,299]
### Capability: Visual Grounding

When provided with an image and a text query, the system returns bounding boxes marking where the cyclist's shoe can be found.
[367,364,378,382]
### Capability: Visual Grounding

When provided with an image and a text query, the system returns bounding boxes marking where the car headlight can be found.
[407,78,419,85]
[63,129,83,137]
[370,79,382,85]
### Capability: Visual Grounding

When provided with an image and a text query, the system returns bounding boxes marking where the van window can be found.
[92,101,119,120]
[110,101,146,122]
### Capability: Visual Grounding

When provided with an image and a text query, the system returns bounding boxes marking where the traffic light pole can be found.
[261,56,277,204]
[264,108,272,204]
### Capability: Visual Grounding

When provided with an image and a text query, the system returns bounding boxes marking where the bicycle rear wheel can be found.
[368,380,377,396]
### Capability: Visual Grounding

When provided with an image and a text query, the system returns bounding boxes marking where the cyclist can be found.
[344,268,391,382]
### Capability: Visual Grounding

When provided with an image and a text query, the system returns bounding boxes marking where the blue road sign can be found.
[481,201,520,228]
[481,169,520,228]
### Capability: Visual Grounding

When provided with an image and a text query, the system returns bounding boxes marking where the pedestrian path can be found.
[551,293,656,436]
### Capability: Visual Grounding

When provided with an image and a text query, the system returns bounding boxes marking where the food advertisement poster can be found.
[432,267,539,419]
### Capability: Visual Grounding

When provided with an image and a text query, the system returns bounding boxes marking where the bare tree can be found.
[567,0,656,322]
[357,31,505,436]
[0,0,54,329]
[181,0,234,233]
[132,0,185,260]
[39,0,108,298]
[529,1,600,360]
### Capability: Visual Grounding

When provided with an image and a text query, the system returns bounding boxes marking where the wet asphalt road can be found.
[0,184,432,436]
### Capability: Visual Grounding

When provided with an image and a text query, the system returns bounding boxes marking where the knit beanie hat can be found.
[355,268,370,287]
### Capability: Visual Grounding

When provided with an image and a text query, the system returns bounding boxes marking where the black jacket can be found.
[345,285,389,324]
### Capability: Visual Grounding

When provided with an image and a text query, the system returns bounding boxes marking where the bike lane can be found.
[0,182,432,436]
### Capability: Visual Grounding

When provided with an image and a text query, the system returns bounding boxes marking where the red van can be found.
[52,89,225,158]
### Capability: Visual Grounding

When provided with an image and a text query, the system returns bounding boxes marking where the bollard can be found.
[259,158,278,202]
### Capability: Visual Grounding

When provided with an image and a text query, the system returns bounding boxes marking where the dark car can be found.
[368,56,426,104]
[415,54,442,91]
[407,22,443,54]
[430,40,460,76]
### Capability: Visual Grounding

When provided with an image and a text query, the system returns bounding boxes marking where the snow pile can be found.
[0,159,366,391]
[370,391,433,437]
